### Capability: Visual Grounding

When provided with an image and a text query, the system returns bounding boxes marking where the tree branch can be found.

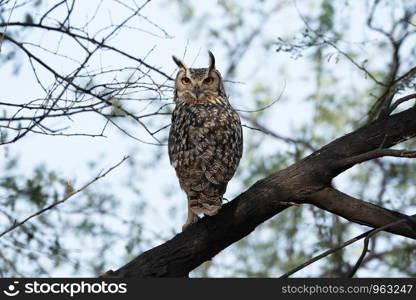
[388,93,416,114]
[280,229,374,278]
[347,218,411,278]
[102,105,416,277]
[336,148,416,168]
[308,188,416,238]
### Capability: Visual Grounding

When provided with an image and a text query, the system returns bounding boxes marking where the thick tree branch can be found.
[102,105,416,277]
[388,93,416,114]
[308,188,416,239]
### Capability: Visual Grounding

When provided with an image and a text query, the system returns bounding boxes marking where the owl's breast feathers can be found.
[168,101,243,200]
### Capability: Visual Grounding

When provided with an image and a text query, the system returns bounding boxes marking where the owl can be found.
[168,51,243,230]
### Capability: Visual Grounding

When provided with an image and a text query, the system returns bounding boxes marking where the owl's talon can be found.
[182,214,199,231]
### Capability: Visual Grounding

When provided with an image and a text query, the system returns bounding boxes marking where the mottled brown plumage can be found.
[168,51,243,230]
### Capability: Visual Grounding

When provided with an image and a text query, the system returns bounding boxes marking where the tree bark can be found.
[104,106,416,277]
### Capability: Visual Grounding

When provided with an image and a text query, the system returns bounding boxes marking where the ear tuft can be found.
[208,50,215,72]
[172,55,188,70]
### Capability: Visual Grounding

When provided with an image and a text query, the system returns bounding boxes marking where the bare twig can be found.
[241,115,316,151]
[347,218,410,278]
[294,0,385,86]
[0,156,129,239]
[0,0,173,146]
[280,229,374,278]
[280,216,414,278]
[235,81,286,113]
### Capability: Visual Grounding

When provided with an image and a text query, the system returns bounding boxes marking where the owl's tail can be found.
[189,195,222,216]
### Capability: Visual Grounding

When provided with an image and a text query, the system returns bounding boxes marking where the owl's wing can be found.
[169,104,242,193]
[195,109,242,184]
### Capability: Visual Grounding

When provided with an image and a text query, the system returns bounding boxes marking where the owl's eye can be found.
[181,77,191,84]
[203,77,214,85]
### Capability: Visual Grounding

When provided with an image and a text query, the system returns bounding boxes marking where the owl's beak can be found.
[194,85,201,99]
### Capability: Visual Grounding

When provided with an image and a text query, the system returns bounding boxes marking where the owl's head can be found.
[172,51,227,104]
